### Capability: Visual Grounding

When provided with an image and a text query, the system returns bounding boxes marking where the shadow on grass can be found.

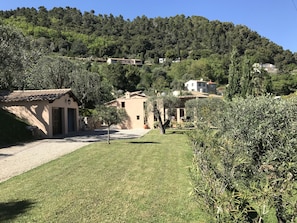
[0,200,35,221]
[129,141,160,144]
[167,130,189,134]
[53,130,118,139]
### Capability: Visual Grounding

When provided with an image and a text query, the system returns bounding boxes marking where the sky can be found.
[0,0,297,53]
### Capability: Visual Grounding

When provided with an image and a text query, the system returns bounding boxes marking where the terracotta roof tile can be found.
[0,89,74,103]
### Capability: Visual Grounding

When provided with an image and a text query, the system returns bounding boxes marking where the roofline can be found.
[0,88,82,105]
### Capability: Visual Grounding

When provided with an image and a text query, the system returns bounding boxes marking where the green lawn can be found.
[0,130,208,223]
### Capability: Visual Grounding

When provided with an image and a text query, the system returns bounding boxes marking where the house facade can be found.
[105,91,155,129]
[185,79,217,94]
[105,90,220,130]
[0,89,80,138]
[107,58,142,66]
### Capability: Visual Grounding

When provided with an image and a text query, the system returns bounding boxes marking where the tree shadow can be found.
[167,129,192,135]
[0,200,35,221]
[0,142,26,149]
[55,129,118,139]
[129,141,160,144]
[0,153,12,157]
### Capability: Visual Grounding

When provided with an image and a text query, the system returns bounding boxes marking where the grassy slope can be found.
[0,108,32,147]
[0,130,208,223]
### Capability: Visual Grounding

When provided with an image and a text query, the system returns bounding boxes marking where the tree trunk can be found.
[155,109,165,134]
[107,126,111,144]
[160,123,165,134]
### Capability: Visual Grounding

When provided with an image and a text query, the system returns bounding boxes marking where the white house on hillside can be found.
[107,58,142,66]
[253,63,278,74]
[185,79,217,94]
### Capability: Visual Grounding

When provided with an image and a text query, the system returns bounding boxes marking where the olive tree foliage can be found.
[27,57,113,108]
[184,97,225,127]
[0,26,25,90]
[0,25,44,90]
[147,94,181,134]
[91,106,128,144]
[189,96,297,222]
[70,69,113,109]
[27,56,75,89]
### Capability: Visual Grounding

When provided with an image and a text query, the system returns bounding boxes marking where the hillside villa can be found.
[185,79,217,94]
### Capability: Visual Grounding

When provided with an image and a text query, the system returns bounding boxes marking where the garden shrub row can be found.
[188,96,297,222]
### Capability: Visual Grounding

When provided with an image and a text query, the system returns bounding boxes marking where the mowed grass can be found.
[0,130,207,223]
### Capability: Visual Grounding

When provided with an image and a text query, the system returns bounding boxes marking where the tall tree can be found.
[225,47,241,100]
[0,26,25,90]
[28,56,74,89]
[70,69,113,108]
[240,54,253,98]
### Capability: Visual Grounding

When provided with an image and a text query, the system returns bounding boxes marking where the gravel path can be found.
[0,129,150,183]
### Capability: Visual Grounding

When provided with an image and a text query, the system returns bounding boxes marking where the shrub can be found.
[189,96,297,222]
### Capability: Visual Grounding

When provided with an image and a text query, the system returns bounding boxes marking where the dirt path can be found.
[0,129,150,183]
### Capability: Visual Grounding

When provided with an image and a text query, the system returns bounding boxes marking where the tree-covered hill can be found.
[1,6,297,106]
[1,6,296,71]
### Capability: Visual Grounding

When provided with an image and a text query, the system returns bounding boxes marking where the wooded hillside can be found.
[1,7,297,107]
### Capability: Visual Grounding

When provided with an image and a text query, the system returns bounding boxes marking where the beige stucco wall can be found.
[119,96,147,129]
[1,100,50,138]
[108,95,155,129]
[0,93,79,138]
[49,94,79,137]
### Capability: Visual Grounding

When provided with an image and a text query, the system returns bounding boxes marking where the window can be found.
[136,115,140,120]
[121,102,125,108]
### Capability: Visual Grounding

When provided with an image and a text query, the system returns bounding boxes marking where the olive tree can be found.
[0,26,45,90]
[185,97,225,127]
[70,69,113,109]
[92,106,128,144]
[28,56,74,89]
[147,93,181,134]
[190,96,297,222]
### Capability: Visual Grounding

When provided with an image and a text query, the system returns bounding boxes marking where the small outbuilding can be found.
[0,89,80,138]
[105,91,154,129]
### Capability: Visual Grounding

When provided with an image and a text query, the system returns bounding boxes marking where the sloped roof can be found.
[125,91,147,98]
[0,89,80,104]
[105,91,147,105]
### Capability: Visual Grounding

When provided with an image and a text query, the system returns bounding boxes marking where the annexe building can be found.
[105,91,154,129]
[0,89,80,138]
[105,90,222,130]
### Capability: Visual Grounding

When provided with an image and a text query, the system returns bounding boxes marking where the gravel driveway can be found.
[0,129,150,183]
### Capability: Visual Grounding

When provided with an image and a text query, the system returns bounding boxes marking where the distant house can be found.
[107,58,142,66]
[159,57,180,64]
[0,89,80,138]
[105,90,224,130]
[185,79,217,94]
[105,91,154,129]
[159,58,166,64]
[253,63,278,74]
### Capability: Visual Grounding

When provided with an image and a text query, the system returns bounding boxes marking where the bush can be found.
[189,96,297,222]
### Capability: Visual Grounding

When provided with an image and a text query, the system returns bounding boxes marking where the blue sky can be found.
[1,0,297,53]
